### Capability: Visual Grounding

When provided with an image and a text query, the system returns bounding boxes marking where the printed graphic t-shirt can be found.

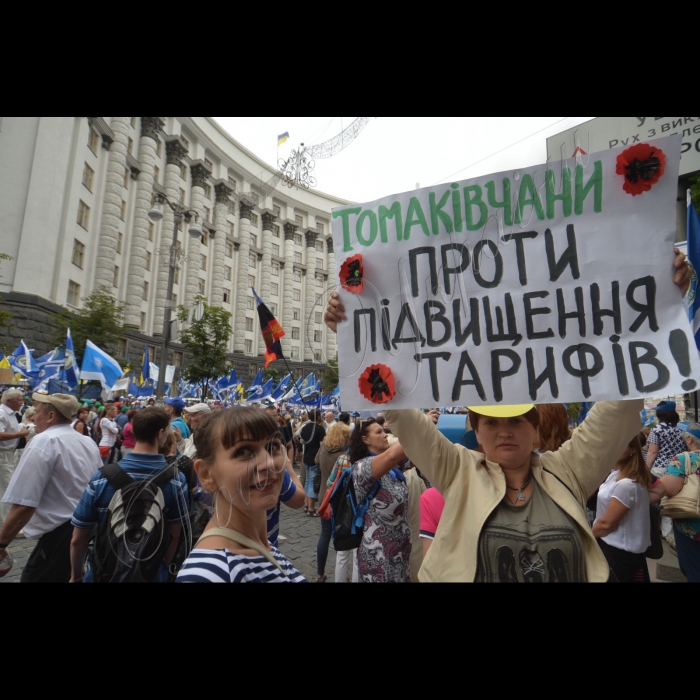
[476,479,587,583]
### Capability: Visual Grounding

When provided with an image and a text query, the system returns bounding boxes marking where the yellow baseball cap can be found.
[467,405,535,418]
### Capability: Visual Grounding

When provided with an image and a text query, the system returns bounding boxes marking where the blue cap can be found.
[679,422,700,440]
[654,401,677,412]
[164,398,187,411]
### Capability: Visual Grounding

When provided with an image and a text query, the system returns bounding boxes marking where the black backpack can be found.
[91,463,178,583]
[329,471,381,552]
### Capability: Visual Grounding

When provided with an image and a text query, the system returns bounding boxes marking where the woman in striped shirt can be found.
[177,407,306,584]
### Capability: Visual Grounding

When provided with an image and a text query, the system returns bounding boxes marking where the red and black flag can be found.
[253,288,285,368]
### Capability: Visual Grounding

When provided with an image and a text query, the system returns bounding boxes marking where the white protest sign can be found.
[332,135,699,411]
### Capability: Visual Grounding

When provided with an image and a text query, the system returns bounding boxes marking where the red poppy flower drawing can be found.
[341,254,364,294]
[359,364,396,405]
[616,144,666,196]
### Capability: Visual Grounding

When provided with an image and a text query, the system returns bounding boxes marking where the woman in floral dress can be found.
[350,419,412,583]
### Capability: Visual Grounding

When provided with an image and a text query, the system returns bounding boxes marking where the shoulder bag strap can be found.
[196,527,285,574]
[682,453,692,481]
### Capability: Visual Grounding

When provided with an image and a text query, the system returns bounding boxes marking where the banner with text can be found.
[332,136,699,410]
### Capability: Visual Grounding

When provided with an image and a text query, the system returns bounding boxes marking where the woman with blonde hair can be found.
[315,422,352,583]
[593,436,660,583]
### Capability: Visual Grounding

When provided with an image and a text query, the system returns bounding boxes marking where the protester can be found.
[98,405,120,465]
[177,403,211,460]
[323,249,692,583]
[0,389,29,523]
[0,394,101,582]
[316,423,352,583]
[535,404,571,453]
[420,487,446,558]
[592,436,658,583]
[73,407,90,437]
[116,406,130,431]
[120,410,137,457]
[338,413,351,428]
[299,409,326,517]
[349,418,412,584]
[177,407,306,583]
[661,423,700,583]
[324,412,337,431]
[70,408,189,583]
[646,402,686,478]
[165,398,191,440]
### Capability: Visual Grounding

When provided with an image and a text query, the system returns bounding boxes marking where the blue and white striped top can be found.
[176,548,307,584]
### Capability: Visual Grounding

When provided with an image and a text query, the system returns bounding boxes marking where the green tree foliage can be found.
[264,368,280,385]
[177,296,233,400]
[691,175,700,213]
[321,355,339,393]
[0,254,14,348]
[51,286,128,364]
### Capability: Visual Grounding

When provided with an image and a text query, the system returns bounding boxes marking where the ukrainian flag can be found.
[278,132,290,147]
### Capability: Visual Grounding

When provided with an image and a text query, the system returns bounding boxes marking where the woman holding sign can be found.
[324,250,693,583]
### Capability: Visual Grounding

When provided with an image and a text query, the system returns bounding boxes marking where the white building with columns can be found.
[0,117,344,382]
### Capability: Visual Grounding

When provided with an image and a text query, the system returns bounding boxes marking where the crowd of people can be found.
[0,248,698,583]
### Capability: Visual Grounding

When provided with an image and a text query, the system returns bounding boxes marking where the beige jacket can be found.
[385,400,643,583]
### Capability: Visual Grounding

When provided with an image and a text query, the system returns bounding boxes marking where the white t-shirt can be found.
[2,423,102,538]
[99,418,119,448]
[595,470,651,554]
[0,404,20,452]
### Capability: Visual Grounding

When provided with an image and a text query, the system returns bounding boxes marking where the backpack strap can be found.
[151,464,178,490]
[100,463,134,491]
[196,528,285,575]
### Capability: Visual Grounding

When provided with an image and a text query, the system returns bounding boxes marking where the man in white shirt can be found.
[0,394,101,583]
[324,412,337,432]
[0,390,29,522]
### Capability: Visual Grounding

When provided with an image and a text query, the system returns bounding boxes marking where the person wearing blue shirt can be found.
[69,408,189,583]
[165,398,191,440]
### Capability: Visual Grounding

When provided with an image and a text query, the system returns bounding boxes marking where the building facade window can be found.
[271,283,279,296]
[245,318,254,332]
[271,244,280,257]
[82,163,95,191]
[225,242,234,257]
[72,240,85,268]
[224,265,232,281]
[113,266,119,288]
[292,327,300,340]
[293,308,300,321]
[293,289,301,302]
[68,280,81,307]
[77,201,90,229]
[88,127,99,154]
[291,346,300,359]
[245,340,253,354]
[142,281,149,301]
[248,253,256,268]
[271,262,280,277]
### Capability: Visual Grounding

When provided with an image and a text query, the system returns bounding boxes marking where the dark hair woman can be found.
[593,436,658,583]
[348,418,413,584]
[176,407,306,583]
[646,403,686,477]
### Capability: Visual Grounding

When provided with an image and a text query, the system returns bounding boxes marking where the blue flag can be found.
[687,194,700,350]
[141,345,151,385]
[64,329,80,389]
[81,341,123,391]
[9,341,39,378]
[272,374,292,401]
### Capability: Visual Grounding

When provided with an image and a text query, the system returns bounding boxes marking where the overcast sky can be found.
[213,117,595,204]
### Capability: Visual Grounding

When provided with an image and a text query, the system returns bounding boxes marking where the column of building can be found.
[184,161,211,309]
[154,137,188,335]
[304,230,318,362]
[94,117,130,290]
[233,201,253,353]
[326,236,337,361]
[124,117,163,328]
[212,182,233,307]
[259,211,276,304]
[282,222,297,359]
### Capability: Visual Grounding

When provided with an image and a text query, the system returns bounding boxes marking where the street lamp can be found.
[148,194,202,400]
